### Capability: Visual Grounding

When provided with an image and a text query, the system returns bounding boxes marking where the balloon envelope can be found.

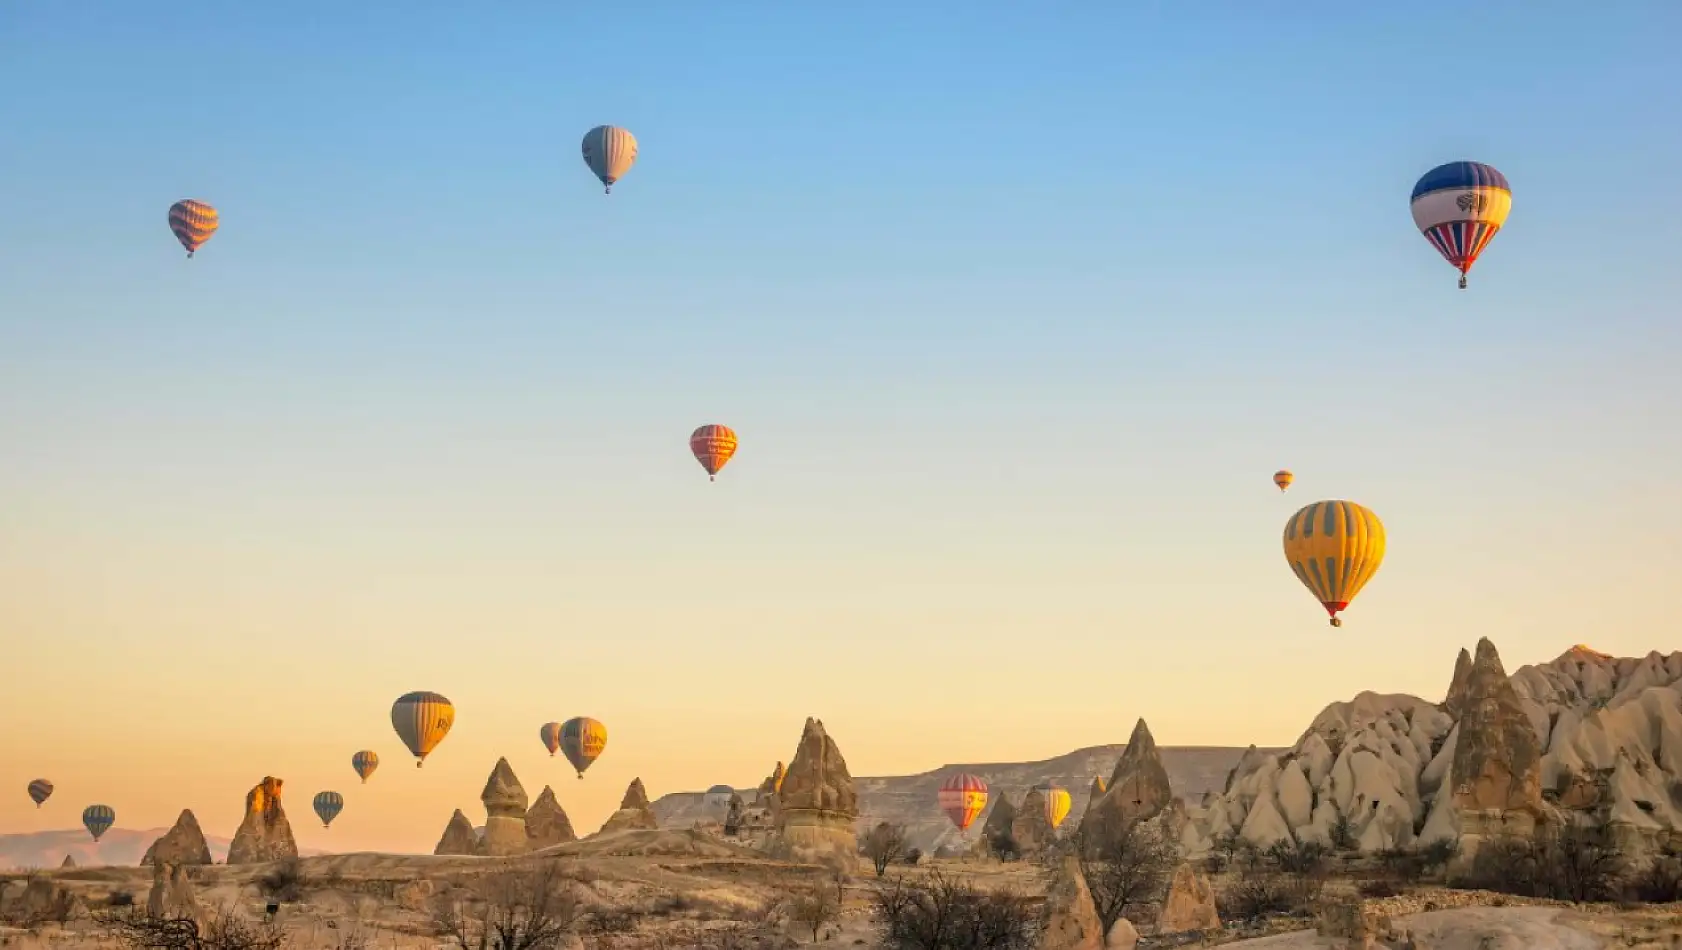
[1410,161,1511,288]
[168,199,219,257]
[689,424,738,480]
[82,804,115,842]
[937,774,989,833]
[559,717,608,778]
[351,750,379,783]
[27,779,53,808]
[1274,470,1294,492]
[1282,500,1386,626]
[581,126,638,192]
[540,722,564,756]
[313,791,345,828]
[1035,784,1072,830]
[391,691,455,766]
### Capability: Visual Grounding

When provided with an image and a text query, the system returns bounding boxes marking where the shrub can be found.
[873,871,1035,950]
[863,822,913,878]
[1075,814,1177,939]
[789,884,840,942]
[257,858,307,903]
[1454,822,1629,902]
[104,905,287,950]
[1627,855,1682,903]
[433,863,582,950]
[107,889,137,907]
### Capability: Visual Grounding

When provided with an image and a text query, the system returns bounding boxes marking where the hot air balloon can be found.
[351,750,379,784]
[558,716,607,779]
[27,779,53,808]
[82,804,115,842]
[1274,470,1294,492]
[539,722,563,757]
[937,774,988,834]
[167,199,219,258]
[1410,161,1511,289]
[689,424,738,481]
[581,126,638,194]
[391,691,455,767]
[1283,500,1386,628]
[1034,784,1072,830]
[313,791,344,829]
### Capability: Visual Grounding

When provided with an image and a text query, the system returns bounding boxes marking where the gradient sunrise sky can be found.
[2,2,1680,854]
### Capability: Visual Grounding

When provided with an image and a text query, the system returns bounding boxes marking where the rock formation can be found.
[59,854,75,869]
[1011,786,1053,856]
[1083,719,1176,835]
[598,778,659,834]
[479,757,531,856]
[526,785,578,849]
[772,717,860,866]
[226,777,298,865]
[1156,862,1220,935]
[142,809,214,866]
[1039,854,1103,950]
[146,862,202,925]
[1178,641,1682,859]
[434,809,479,856]
[724,793,746,836]
[13,877,84,923]
[979,790,1018,851]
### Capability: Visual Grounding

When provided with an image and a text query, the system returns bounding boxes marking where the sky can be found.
[2,2,1680,855]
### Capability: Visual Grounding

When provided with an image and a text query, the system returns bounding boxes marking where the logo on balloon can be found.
[1456,193,1487,213]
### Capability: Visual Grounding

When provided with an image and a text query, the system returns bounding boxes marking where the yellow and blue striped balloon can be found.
[351,750,379,784]
[1410,161,1511,289]
[167,199,219,258]
[82,804,115,842]
[581,126,638,194]
[559,716,608,778]
[312,791,344,829]
[27,779,53,808]
[1282,500,1386,627]
[391,691,455,767]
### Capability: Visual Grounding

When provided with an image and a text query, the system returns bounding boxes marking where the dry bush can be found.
[102,905,287,950]
[256,859,307,903]
[108,889,138,907]
[863,822,912,877]
[873,870,1036,950]
[788,883,840,941]
[1627,855,1682,903]
[433,863,582,950]
[1455,822,1630,902]
[1075,813,1177,938]
[1217,838,1329,921]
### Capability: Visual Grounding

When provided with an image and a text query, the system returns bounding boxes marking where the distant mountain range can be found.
[651,743,1278,853]
[0,828,326,871]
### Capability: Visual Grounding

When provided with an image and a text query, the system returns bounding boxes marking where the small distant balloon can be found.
[167,199,219,258]
[539,722,563,757]
[1410,161,1511,290]
[1274,470,1294,492]
[689,424,738,482]
[313,791,344,829]
[581,126,638,194]
[391,691,455,767]
[1282,499,1386,628]
[559,717,608,779]
[937,774,988,833]
[82,804,115,842]
[351,750,379,784]
[27,779,53,808]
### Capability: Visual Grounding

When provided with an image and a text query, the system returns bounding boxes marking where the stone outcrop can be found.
[979,790,1018,850]
[724,794,746,836]
[1156,862,1220,935]
[12,877,84,923]
[226,777,298,865]
[1011,786,1053,856]
[479,757,530,856]
[1083,719,1175,834]
[142,809,214,866]
[146,862,202,925]
[772,717,860,867]
[1039,854,1103,950]
[1443,647,1474,718]
[598,778,660,834]
[434,809,479,856]
[526,785,577,849]
[59,855,75,869]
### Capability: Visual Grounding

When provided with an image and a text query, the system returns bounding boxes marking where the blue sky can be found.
[2,2,1681,847]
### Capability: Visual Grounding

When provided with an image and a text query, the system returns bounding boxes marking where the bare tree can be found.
[1075,813,1177,937]
[433,863,582,950]
[789,883,841,941]
[873,870,1035,950]
[863,822,912,877]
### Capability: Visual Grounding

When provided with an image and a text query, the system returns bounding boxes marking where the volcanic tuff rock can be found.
[226,777,298,865]
[1082,719,1175,834]
[479,757,530,856]
[525,786,577,849]
[434,809,478,856]
[773,717,860,867]
[1040,854,1104,950]
[141,809,213,866]
[979,789,1018,849]
[146,862,202,925]
[1011,786,1053,855]
[1180,639,1682,857]
[1156,862,1220,935]
[598,778,659,835]
[59,854,75,868]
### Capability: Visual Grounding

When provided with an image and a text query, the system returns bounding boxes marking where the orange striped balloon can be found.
[689,424,738,482]
[168,199,219,258]
[937,773,989,833]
